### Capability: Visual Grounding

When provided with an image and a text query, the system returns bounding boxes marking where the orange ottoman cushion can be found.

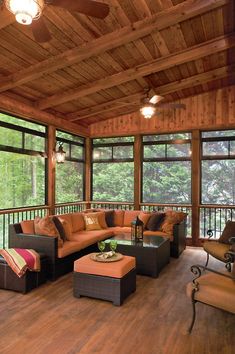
[74,254,135,279]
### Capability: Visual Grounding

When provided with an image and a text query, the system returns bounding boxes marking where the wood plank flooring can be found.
[0,247,234,354]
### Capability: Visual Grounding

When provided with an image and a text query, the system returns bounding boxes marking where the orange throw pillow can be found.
[160,210,187,235]
[34,216,63,247]
[20,220,35,234]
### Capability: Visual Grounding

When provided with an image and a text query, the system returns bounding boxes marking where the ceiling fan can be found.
[1,0,110,43]
[139,89,186,119]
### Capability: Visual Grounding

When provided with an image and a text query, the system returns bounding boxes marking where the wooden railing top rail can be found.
[199,204,235,209]
[90,201,134,205]
[140,203,192,208]
[55,201,87,207]
[0,205,49,215]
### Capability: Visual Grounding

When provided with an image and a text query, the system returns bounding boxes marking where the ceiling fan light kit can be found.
[140,102,156,119]
[5,0,44,25]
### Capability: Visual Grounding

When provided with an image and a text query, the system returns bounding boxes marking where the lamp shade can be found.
[5,0,44,25]
[140,103,156,119]
[56,143,66,163]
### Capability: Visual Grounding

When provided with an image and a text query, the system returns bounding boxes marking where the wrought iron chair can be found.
[203,228,235,272]
[186,251,235,333]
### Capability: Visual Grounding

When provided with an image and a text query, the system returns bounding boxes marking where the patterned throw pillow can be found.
[83,213,102,231]
[34,216,63,247]
[160,210,187,235]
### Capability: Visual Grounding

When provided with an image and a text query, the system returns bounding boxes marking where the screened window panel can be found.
[230,141,235,155]
[142,161,191,204]
[201,160,235,205]
[167,143,191,157]
[144,145,165,159]
[93,147,112,160]
[25,134,45,151]
[143,133,191,142]
[56,161,84,203]
[202,130,235,138]
[202,141,229,156]
[0,127,22,148]
[71,144,84,160]
[0,152,45,209]
[113,145,133,159]
[92,162,134,202]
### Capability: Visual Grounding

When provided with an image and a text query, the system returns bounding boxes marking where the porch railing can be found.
[0,206,49,248]
[199,205,235,239]
[55,202,88,215]
[90,201,134,210]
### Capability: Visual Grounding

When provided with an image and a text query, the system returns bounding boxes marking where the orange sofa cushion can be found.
[113,210,125,226]
[71,212,85,232]
[74,254,135,278]
[20,220,35,234]
[123,210,140,227]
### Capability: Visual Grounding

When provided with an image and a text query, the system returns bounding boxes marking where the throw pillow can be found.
[160,210,187,235]
[34,216,63,247]
[104,210,115,227]
[138,211,151,229]
[146,212,165,231]
[52,216,66,242]
[219,221,235,244]
[58,218,72,240]
[20,220,35,234]
[83,213,102,231]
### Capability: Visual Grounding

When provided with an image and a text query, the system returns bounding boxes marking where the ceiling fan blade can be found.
[149,94,164,105]
[31,18,52,43]
[51,0,110,19]
[159,103,186,109]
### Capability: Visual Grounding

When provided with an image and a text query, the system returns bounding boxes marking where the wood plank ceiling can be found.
[0,0,234,128]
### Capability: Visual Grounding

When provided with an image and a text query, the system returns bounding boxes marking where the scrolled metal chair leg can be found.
[205,253,209,268]
[225,262,231,272]
[188,300,197,333]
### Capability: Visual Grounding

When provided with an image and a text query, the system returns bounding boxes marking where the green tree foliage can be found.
[56,162,83,203]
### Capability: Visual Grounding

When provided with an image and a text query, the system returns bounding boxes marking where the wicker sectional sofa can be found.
[9,209,187,280]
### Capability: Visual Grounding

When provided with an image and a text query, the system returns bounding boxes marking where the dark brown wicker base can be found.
[73,268,136,306]
[0,255,48,294]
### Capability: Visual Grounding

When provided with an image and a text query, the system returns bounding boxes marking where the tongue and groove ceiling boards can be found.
[0,0,234,128]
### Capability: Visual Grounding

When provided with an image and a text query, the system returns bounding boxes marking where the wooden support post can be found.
[85,137,92,209]
[47,126,56,216]
[134,135,142,210]
[191,130,201,246]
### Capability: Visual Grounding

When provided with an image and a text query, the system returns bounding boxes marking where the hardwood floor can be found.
[0,247,234,354]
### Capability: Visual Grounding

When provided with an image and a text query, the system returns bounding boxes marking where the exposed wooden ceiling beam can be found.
[67,65,235,120]
[37,34,235,109]
[68,93,144,121]
[0,0,228,92]
[0,94,88,136]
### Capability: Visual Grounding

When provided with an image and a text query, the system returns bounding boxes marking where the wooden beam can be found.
[191,130,201,245]
[47,125,56,216]
[0,0,228,92]
[68,93,144,121]
[37,34,235,109]
[0,94,89,136]
[134,135,142,210]
[69,65,234,120]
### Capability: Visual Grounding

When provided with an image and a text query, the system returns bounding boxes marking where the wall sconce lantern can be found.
[55,142,66,163]
[131,216,144,242]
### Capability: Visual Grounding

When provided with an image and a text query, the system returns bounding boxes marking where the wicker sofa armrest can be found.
[229,237,235,244]
[171,220,186,258]
[9,224,57,263]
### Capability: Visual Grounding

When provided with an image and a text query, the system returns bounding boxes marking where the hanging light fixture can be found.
[5,0,44,25]
[140,102,156,119]
[55,142,66,164]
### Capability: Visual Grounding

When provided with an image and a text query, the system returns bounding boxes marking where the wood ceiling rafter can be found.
[36,33,235,109]
[67,64,235,121]
[0,0,228,93]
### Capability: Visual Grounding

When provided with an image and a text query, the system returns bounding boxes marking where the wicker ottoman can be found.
[0,254,48,294]
[73,254,136,306]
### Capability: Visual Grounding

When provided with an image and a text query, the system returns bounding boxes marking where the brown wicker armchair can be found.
[186,251,235,333]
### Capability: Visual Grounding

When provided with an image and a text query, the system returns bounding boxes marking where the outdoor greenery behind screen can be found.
[0,112,234,210]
